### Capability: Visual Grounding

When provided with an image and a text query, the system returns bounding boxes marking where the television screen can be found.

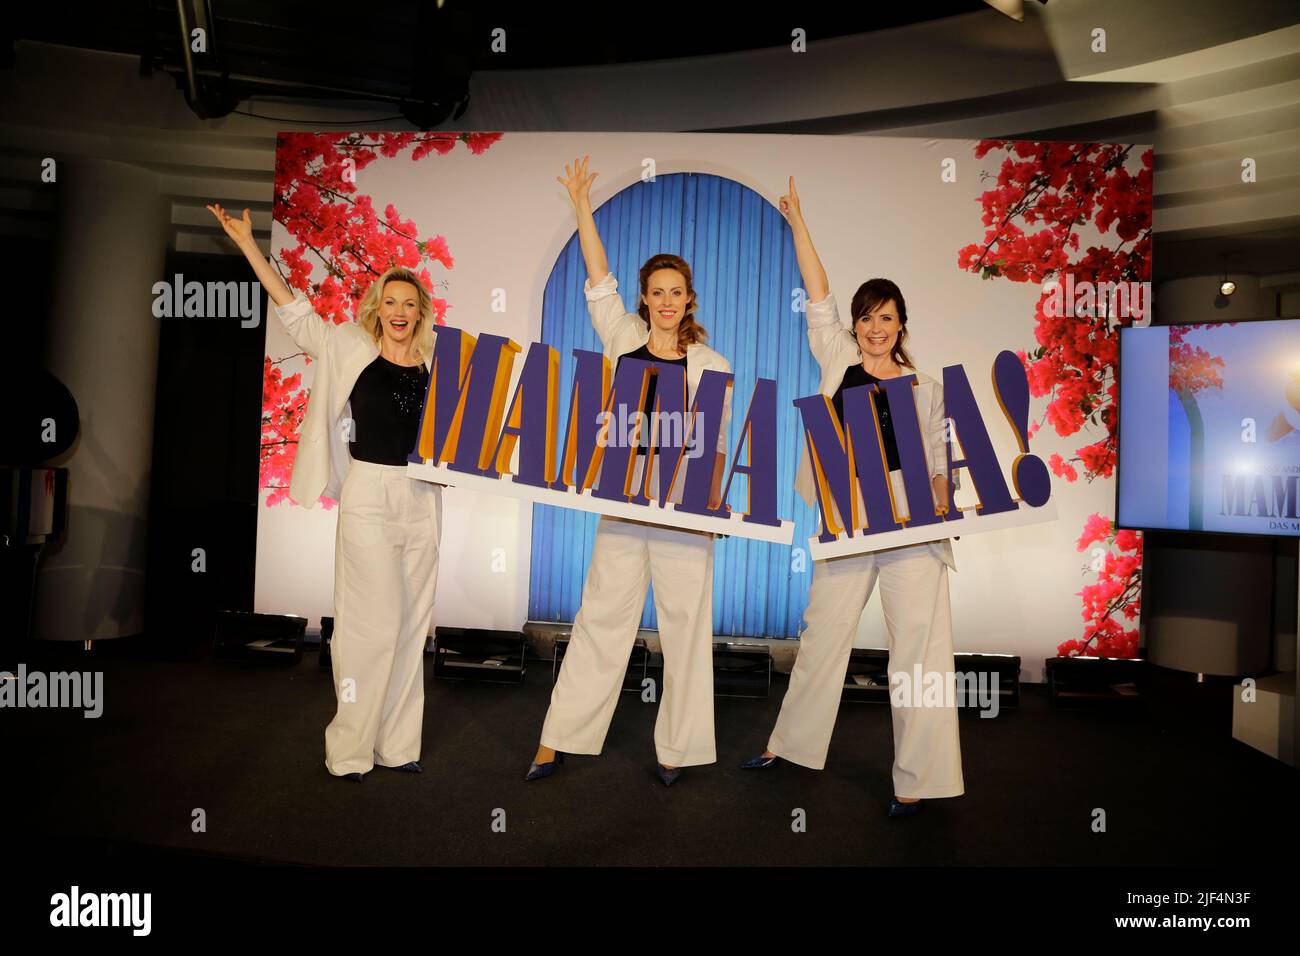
[1118,318,1300,537]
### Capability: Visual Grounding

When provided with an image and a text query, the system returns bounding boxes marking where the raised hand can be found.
[557,155,599,208]
[559,156,610,283]
[778,176,803,225]
[206,203,255,247]
[780,175,827,301]
[205,202,294,308]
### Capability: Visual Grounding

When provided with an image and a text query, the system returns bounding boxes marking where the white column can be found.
[35,158,168,641]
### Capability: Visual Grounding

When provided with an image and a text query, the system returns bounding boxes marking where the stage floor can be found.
[9,645,1297,866]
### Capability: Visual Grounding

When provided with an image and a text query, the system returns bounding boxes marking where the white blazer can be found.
[584,272,733,501]
[792,293,957,572]
[273,293,433,508]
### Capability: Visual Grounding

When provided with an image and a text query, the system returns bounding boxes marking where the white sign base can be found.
[807,499,1058,560]
[407,460,795,544]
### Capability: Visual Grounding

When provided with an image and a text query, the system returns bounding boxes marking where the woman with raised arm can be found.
[207,203,443,783]
[526,156,732,787]
[738,178,965,817]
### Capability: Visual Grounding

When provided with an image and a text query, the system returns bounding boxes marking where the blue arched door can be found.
[528,171,822,637]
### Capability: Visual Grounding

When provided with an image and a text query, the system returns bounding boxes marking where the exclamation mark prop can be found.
[992,350,1051,507]
[941,364,1015,516]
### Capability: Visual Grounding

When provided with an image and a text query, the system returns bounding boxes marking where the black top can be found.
[616,344,688,456]
[348,354,429,465]
[831,364,902,473]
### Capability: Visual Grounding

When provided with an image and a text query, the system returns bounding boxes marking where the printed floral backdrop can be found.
[959,140,1165,658]
[260,132,502,508]
[253,132,1157,661]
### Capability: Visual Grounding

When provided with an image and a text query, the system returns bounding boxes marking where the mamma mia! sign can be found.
[405,327,1055,552]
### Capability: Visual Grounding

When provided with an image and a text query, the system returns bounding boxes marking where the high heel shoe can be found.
[656,763,682,787]
[888,797,923,817]
[340,772,364,783]
[525,751,564,781]
[386,761,422,773]
[739,753,781,770]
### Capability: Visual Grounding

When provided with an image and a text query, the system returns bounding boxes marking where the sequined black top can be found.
[348,354,428,465]
[831,364,902,473]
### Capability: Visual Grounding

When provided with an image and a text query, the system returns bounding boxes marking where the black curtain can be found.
[143,250,265,657]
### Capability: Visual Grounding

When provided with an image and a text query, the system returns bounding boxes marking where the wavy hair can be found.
[636,253,708,354]
[355,266,437,363]
[850,277,914,370]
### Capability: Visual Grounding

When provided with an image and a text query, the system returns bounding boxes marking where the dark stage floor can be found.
[8,644,1297,866]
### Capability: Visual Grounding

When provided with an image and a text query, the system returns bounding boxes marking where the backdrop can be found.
[254,132,1153,677]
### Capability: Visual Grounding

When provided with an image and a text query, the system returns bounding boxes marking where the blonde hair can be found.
[355,266,437,363]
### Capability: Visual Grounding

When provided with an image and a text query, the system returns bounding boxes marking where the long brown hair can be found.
[636,253,708,354]
[850,277,914,370]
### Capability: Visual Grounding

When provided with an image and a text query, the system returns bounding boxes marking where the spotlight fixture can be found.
[1215,253,1238,300]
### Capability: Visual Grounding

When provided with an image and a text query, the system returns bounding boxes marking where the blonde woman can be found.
[208,204,443,783]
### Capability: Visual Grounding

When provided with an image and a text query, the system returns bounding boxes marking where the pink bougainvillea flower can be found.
[261,132,504,506]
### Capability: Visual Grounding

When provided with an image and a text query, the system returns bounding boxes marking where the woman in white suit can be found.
[208,203,443,783]
[527,157,732,787]
[740,179,965,817]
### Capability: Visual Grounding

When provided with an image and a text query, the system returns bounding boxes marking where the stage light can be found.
[214,611,307,665]
[1219,254,1237,298]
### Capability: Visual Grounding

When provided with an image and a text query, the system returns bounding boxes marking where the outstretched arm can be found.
[558,156,609,284]
[778,177,829,304]
[779,177,855,371]
[205,204,295,308]
[562,157,637,349]
[207,202,333,359]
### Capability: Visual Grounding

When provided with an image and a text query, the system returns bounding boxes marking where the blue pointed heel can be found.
[740,753,781,770]
[656,763,682,787]
[888,797,923,817]
[525,751,565,781]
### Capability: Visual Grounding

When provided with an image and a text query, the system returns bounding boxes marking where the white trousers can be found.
[768,541,965,799]
[326,459,443,776]
[540,514,718,766]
